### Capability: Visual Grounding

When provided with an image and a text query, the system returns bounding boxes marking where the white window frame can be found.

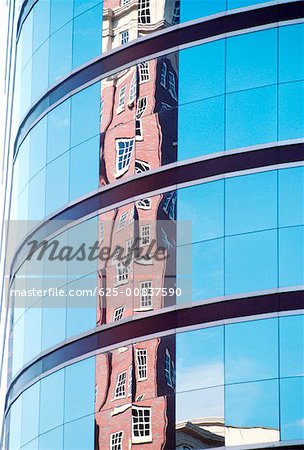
[98,221,104,243]
[138,0,151,24]
[122,0,131,5]
[160,62,167,88]
[136,348,147,380]
[113,305,125,322]
[138,62,150,83]
[135,118,143,141]
[129,72,137,104]
[168,71,177,100]
[116,261,129,285]
[117,85,127,113]
[136,96,147,118]
[110,431,124,450]
[117,211,129,231]
[129,207,135,224]
[140,224,151,246]
[128,365,132,397]
[132,406,152,443]
[120,29,129,45]
[114,371,127,398]
[115,139,134,177]
[140,281,152,309]
[136,198,151,210]
[100,97,104,124]
[135,159,150,174]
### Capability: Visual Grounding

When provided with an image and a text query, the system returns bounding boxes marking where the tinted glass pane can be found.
[45,152,69,215]
[71,83,100,147]
[39,426,64,449]
[179,40,225,104]
[225,230,278,295]
[280,315,304,377]
[227,0,263,8]
[180,0,225,22]
[177,180,224,245]
[279,167,304,227]
[225,171,277,235]
[47,100,71,162]
[176,387,224,425]
[74,0,101,16]
[279,226,304,287]
[280,377,304,441]
[8,396,22,450]
[63,415,95,449]
[49,22,73,85]
[64,358,95,422]
[279,81,304,140]
[12,315,24,376]
[29,117,47,178]
[279,24,304,83]
[33,0,50,52]
[17,135,30,194]
[23,305,42,364]
[21,382,40,445]
[72,3,102,68]
[69,135,99,201]
[28,169,46,220]
[40,370,65,434]
[227,29,277,93]
[50,0,74,34]
[31,40,49,102]
[176,326,224,392]
[20,61,32,118]
[20,10,33,69]
[178,96,225,159]
[225,318,278,384]
[41,296,66,350]
[226,86,277,150]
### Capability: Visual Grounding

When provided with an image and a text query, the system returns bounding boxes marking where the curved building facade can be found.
[1,0,304,449]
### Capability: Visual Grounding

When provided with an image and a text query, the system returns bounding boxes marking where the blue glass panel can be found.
[69,135,99,201]
[64,358,95,422]
[29,117,47,178]
[227,0,266,10]
[225,318,278,384]
[28,168,46,220]
[225,230,278,295]
[74,0,101,16]
[22,438,38,450]
[47,100,71,162]
[12,315,24,376]
[180,0,225,22]
[227,29,277,93]
[177,180,224,245]
[225,171,277,235]
[280,377,304,441]
[17,185,29,221]
[176,387,224,424]
[39,426,64,449]
[33,0,50,52]
[20,10,33,69]
[31,40,49,102]
[279,24,304,83]
[17,134,30,194]
[50,0,74,34]
[40,370,65,434]
[279,167,304,227]
[225,380,279,431]
[8,396,22,450]
[21,382,40,445]
[41,296,66,351]
[176,326,224,392]
[72,3,102,69]
[280,315,304,377]
[63,415,95,449]
[23,305,42,364]
[279,81,304,140]
[226,86,277,150]
[178,96,225,159]
[279,226,304,287]
[49,22,73,85]
[45,152,69,215]
[179,40,225,104]
[71,83,100,147]
[20,61,32,118]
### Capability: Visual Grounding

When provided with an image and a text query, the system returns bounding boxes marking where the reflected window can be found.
[128,365,133,396]
[136,348,148,380]
[132,406,152,443]
[136,96,147,117]
[117,211,129,230]
[138,0,151,24]
[116,262,129,284]
[135,159,150,173]
[172,0,180,25]
[135,119,143,140]
[129,73,137,103]
[120,30,129,45]
[140,224,151,245]
[137,198,152,210]
[140,281,153,308]
[138,62,150,83]
[160,62,167,87]
[117,86,127,113]
[113,305,125,321]
[168,71,177,99]
[165,348,175,388]
[114,371,127,398]
[110,431,123,450]
[116,139,134,177]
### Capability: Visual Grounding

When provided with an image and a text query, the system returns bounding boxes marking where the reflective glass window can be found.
[45,152,69,216]
[225,171,277,235]
[228,0,268,10]
[33,0,50,52]
[72,3,102,69]
[40,370,65,434]
[279,167,304,227]
[47,100,71,162]
[41,296,66,351]
[226,86,277,150]
[49,21,73,85]
[8,396,22,450]
[28,169,46,220]
[50,0,74,34]
[69,135,99,201]
[74,0,101,16]
[17,135,30,194]
[225,318,278,384]
[31,40,49,102]
[225,230,278,295]
[21,382,40,445]
[280,315,304,377]
[63,415,95,449]
[177,180,224,245]
[279,226,304,287]
[64,357,95,422]
[71,82,100,148]
[22,438,38,450]
[179,40,225,104]
[227,29,277,93]
[176,326,224,392]
[20,61,32,118]
[180,0,225,22]
[279,81,304,141]
[280,377,304,441]
[17,185,29,221]
[20,10,33,69]
[176,387,224,424]
[29,116,47,178]
[23,305,42,364]
[225,380,279,433]
[178,96,225,159]
[12,314,24,376]
[39,426,64,449]
[279,24,304,83]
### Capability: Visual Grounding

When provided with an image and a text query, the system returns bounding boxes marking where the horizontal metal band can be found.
[5,289,304,415]
[14,1,304,159]
[10,141,304,281]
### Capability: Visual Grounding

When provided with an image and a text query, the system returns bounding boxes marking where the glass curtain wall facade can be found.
[2,0,304,449]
